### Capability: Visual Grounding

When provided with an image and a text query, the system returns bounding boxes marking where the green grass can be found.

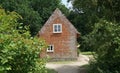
[81,51,94,55]
[47,69,57,73]
[48,61,76,64]
[80,64,90,72]
[80,64,89,68]
[34,69,57,73]
[49,61,75,64]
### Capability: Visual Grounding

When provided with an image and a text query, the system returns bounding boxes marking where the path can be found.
[46,55,90,73]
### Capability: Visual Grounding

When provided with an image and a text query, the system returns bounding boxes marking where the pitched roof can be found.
[39,8,80,35]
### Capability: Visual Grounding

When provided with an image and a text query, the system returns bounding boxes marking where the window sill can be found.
[47,51,54,53]
[53,32,62,33]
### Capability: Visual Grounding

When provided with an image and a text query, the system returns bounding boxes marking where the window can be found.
[53,24,62,33]
[47,45,54,52]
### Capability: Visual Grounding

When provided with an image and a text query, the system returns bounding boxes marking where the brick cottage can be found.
[38,8,80,61]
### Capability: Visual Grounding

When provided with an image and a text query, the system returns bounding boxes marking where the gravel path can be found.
[46,55,90,73]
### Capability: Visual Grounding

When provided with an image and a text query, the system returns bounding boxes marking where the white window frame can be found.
[53,24,62,33]
[47,45,54,52]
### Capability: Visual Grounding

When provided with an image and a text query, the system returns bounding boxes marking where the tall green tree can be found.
[69,0,120,23]
[68,0,99,35]
[68,0,120,51]
[0,0,69,36]
[97,0,120,22]
[67,0,100,51]
[68,0,120,72]
[0,0,42,36]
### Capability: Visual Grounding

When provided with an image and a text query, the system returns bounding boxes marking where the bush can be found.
[0,8,47,73]
[88,20,120,73]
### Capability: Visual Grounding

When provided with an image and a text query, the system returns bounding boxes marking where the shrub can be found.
[0,8,47,73]
[88,20,120,73]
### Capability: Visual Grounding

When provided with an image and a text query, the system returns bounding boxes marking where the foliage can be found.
[0,0,42,36]
[0,8,47,73]
[81,52,94,55]
[47,69,58,73]
[69,0,120,25]
[35,69,57,73]
[97,0,120,23]
[68,0,120,51]
[67,0,99,51]
[88,20,120,73]
[0,0,69,36]
[69,0,120,72]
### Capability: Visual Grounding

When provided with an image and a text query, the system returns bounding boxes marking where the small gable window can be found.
[53,24,62,33]
[47,45,54,52]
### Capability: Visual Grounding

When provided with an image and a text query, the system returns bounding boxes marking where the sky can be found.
[61,0,72,9]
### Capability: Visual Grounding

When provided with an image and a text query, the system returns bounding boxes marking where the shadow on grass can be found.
[78,64,89,73]
[47,69,58,73]
[34,69,57,73]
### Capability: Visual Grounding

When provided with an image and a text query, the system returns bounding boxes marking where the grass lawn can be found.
[81,51,95,55]
[47,69,57,73]
[34,69,57,73]
[48,61,76,64]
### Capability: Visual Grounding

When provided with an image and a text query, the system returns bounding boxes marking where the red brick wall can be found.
[39,15,77,60]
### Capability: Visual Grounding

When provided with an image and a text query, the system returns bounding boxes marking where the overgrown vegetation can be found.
[68,0,120,52]
[0,0,120,73]
[69,0,120,73]
[0,0,69,36]
[47,69,58,73]
[88,20,120,73]
[81,52,94,55]
[0,8,47,73]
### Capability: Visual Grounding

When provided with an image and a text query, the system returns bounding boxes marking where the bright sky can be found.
[61,0,72,8]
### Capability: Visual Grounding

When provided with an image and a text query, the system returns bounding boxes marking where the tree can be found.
[0,8,47,73]
[97,0,120,23]
[69,0,120,23]
[68,0,120,51]
[88,20,120,73]
[0,0,69,36]
[68,0,120,72]
[67,0,100,51]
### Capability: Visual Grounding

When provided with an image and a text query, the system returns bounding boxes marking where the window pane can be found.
[48,48,50,50]
[54,25,57,28]
[51,46,52,50]
[54,25,58,32]
[48,46,50,50]
[55,28,57,32]
[58,25,61,31]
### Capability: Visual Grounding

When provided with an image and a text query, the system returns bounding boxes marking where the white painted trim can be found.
[53,24,62,33]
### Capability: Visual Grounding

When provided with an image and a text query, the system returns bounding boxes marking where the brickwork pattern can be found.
[38,8,80,60]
